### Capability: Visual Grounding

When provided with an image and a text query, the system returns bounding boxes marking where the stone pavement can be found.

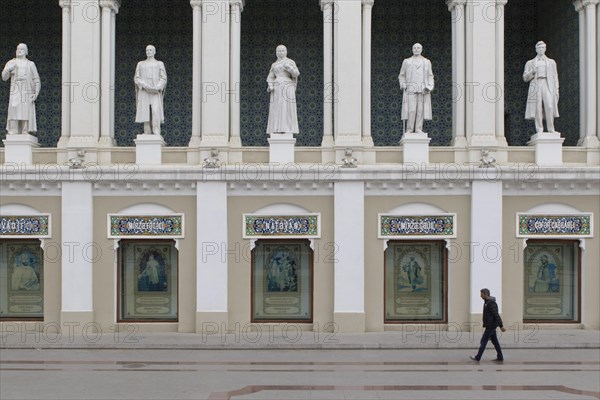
[1,325,598,350]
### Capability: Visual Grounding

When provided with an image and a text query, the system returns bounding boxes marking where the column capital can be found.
[99,0,120,13]
[321,0,334,11]
[582,0,599,7]
[362,0,374,7]
[190,0,202,8]
[496,0,508,7]
[446,0,466,12]
[573,0,585,12]
[230,0,245,12]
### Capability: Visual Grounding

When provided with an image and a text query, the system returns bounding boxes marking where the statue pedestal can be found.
[2,134,39,165]
[400,131,430,164]
[268,133,296,164]
[527,132,564,166]
[135,134,165,165]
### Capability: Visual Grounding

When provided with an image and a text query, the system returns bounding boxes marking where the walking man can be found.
[470,288,505,362]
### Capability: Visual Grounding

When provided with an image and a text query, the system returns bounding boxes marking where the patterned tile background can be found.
[240,0,323,146]
[115,0,193,146]
[372,0,453,146]
[0,0,581,148]
[0,0,61,148]
[505,0,579,145]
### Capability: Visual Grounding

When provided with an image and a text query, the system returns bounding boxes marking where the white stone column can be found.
[333,0,363,147]
[582,0,599,147]
[58,0,72,150]
[61,181,94,328]
[67,0,101,160]
[196,182,228,333]
[229,0,244,150]
[574,0,587,143]
[466,0,497,146]
[99,0,119,150]
[201,0,230,148]
[447,0,467,147]
[189,0,203,150]
[597,2,600,143]
[334,181,365,333]
[321,0,335,163]
[362,0,374,148]
[495,0,508,146]
[470,180,503,319]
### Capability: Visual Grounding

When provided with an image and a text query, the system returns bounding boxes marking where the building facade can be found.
[0,0,599,336]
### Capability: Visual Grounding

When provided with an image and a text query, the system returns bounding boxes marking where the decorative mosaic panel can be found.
[517,214,592,238]
[0,0,62,148]
[371,0,452,146]
[379,214,456,239]
[108,215,184,238]
[0,215,50,238]
[244,214,320,238]
[505,0,579,146]
[241,0,323,146]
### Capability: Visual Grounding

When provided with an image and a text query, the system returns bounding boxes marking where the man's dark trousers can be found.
[475,327,504,360]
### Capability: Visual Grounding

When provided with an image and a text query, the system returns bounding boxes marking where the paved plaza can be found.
[1,328,599,399]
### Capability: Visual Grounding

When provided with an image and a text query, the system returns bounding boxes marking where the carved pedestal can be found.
[268,133,296,164]
[135,134,165,165]
[2,134,39,165]
[527,132,564,166]
[400,131,431,164]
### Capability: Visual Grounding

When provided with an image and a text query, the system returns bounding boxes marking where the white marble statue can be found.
[134,45,167,135]
[1,43,41,135]
[266,45,300,135]
[398,43,434,134]
[523,41,559,133]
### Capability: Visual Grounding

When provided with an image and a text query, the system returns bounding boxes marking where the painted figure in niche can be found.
[402,256,422,292]
[11,251,40,291]
[532,254,559,293]
[134,45,167,135]
[523,41,559,133]
[138,253,167,291]
[266,45,300,135]
[267,248,298,292]
[398,43,434,134]
[2,43,40,135]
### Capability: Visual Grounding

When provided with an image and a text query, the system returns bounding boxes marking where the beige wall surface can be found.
[227,196,334,332]
[502,196,600,330]
[93,196,196,332]
[364,196,471,332]
[0,197,62,327]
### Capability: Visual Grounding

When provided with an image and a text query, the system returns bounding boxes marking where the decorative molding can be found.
[320,0,335,11]
[108,214,184,239]
[446,0,466,11]
[378,214,457,239]
[98,0,120,13]
[0,215,51,238]
[581,0,600,7]
[243,214,321,239]
[190,0,202,8]
[230,0,245,12]
[362,0,374,7]
[516,213,593,238]
[573,0,585,12]
[496,0,508,7]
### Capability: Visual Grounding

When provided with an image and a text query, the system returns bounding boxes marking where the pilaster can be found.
[447,0,467,148]
[334,181,365,332]
[333,0,363,147]
[196,182,228,333]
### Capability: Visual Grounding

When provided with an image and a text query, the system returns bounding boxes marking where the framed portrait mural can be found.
[384,241,446,322]
[0,240,44,319]
[523,241,579,322]
[118,240,178,321]
[252,240,313,322]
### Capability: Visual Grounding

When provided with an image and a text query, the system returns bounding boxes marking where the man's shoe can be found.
[493,358,504,362]
[469,356,480,361]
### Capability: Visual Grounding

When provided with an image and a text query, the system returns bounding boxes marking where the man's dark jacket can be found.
[482,296,503,329]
